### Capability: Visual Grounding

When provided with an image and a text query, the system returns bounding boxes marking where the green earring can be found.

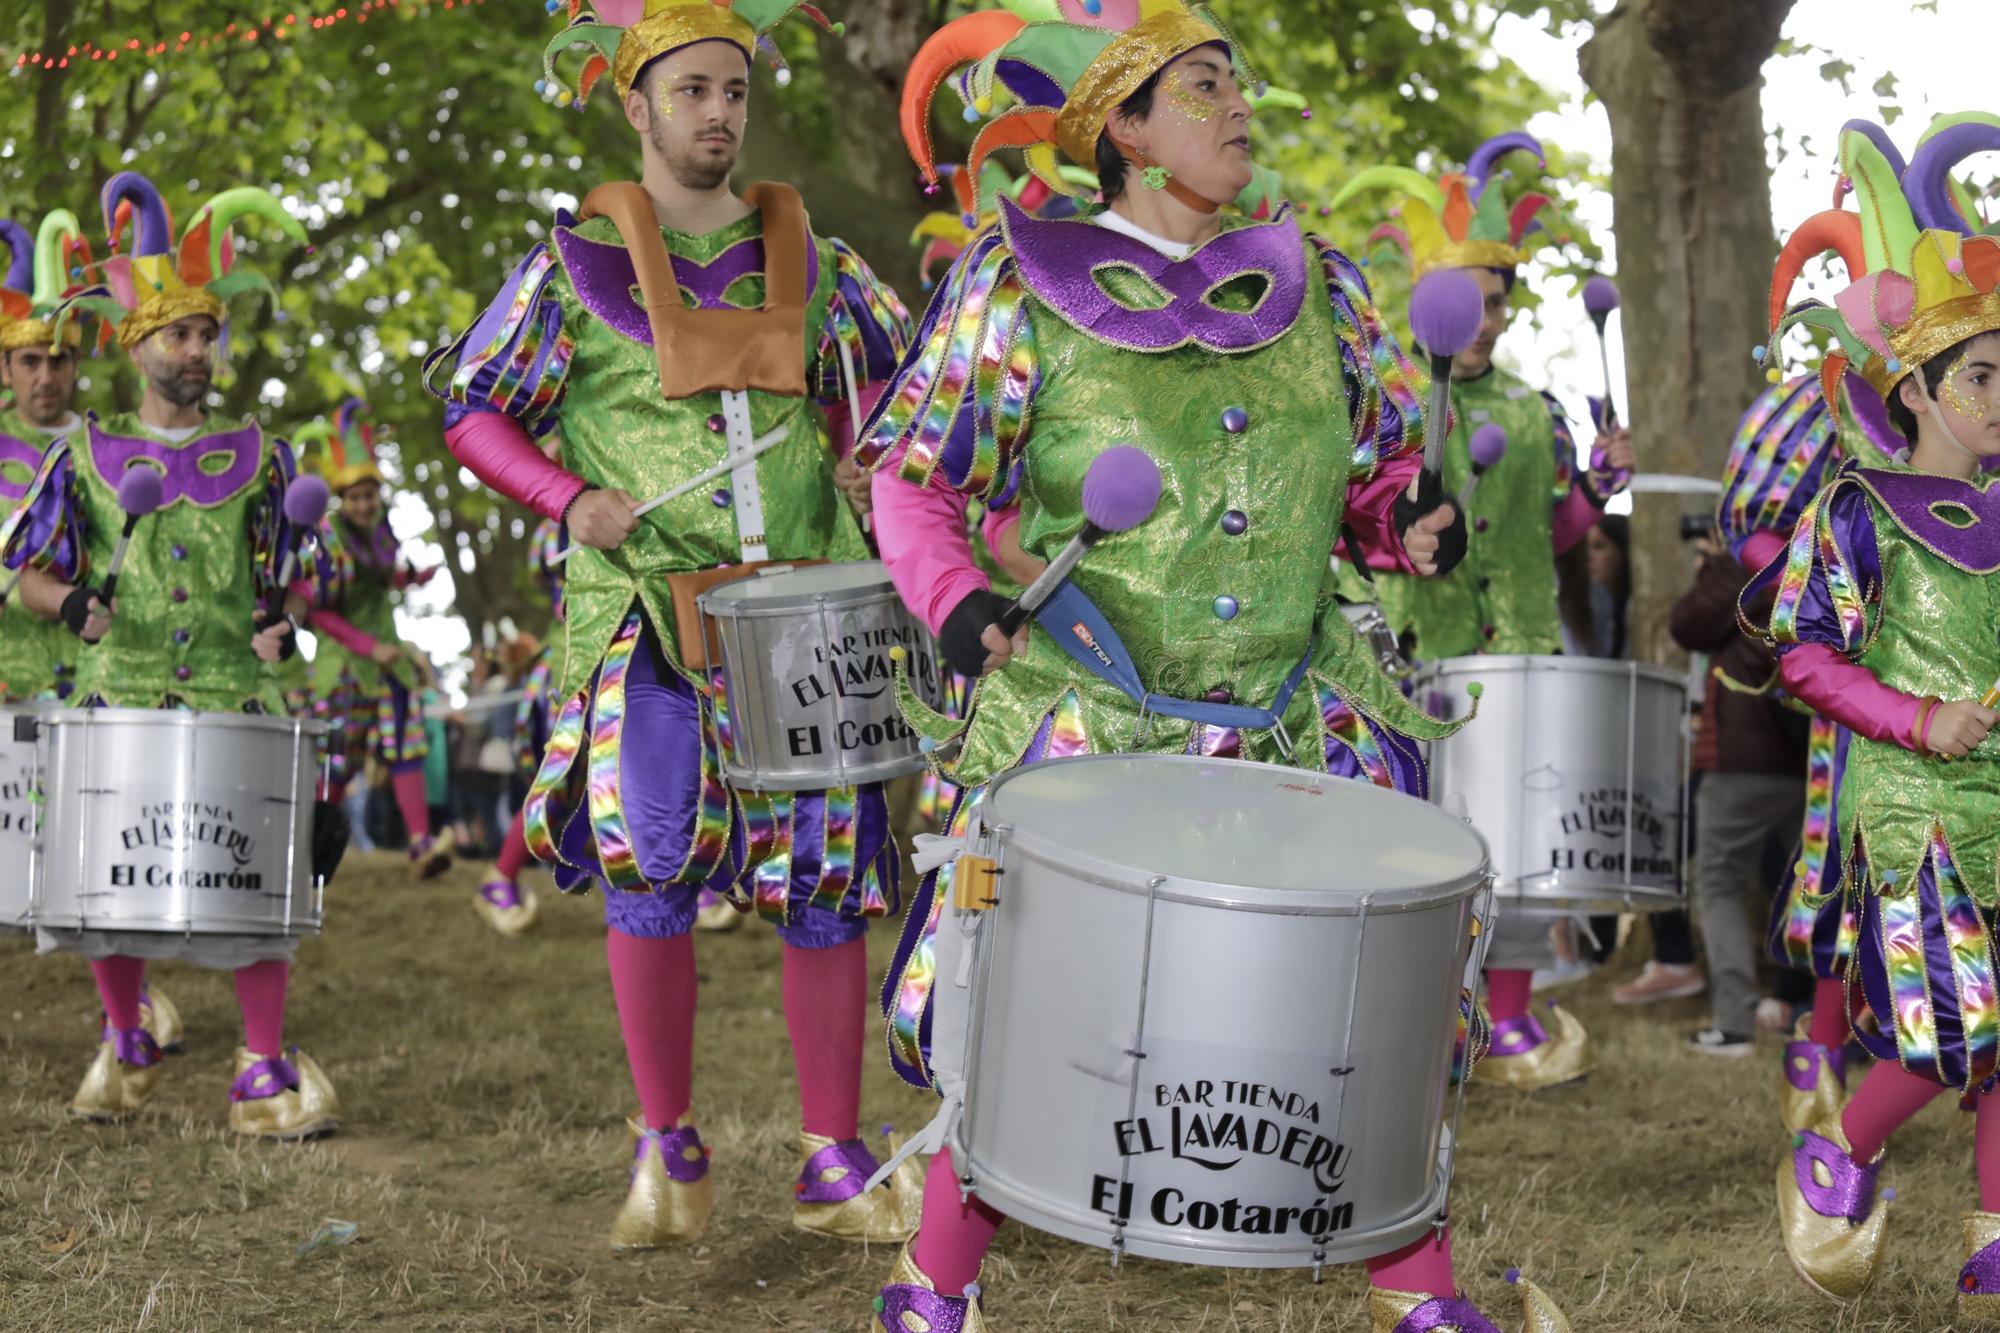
[1142,164,1170,191]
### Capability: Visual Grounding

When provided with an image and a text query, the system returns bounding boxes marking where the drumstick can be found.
[98,466,165,603]
[1583,276,1621,430]
[1406,269,1486,508]
[273,475,331,603]
[1458,424,1509,512]
[546,424,791,566]
[997,447,1162,637]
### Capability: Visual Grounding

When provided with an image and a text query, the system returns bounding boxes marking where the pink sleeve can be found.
[821,383,887,461]
[445,413,588,524]
[1348,451,1421,574]
[1550,484,1601,556]
[1780,642,1924,749]
[981,506,1020,565]
[871,463,989,636]
[307,607,378,659]
[1740,528,1787,576]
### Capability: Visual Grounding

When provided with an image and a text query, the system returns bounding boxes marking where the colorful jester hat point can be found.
[901,1,1282,206]
[910,160,1099,285]
[540,0,840,111]
[84,171,309,353]
[295,396,385,494]
[1763,111,2000,406]
[0,208,95,352]
[1331,131,1557,280]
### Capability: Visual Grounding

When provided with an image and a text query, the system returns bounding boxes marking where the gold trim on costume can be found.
[1054,13,1221,168]
[1863,292,2000,397]
[613,7,755,100]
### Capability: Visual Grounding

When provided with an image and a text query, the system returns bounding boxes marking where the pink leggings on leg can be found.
[235,960,289,1056]
[1484,968,1533,1023]
[390,763,432,845]
[606,930,697,1132]
[781,939,865,1141]
[1365,1227,1457,1298]
[1806,976,1852,1050]
[911,1150,1004,1296]
[494,806,531,882]
[89,956,147,1031]
[1841,1060,1944,1162]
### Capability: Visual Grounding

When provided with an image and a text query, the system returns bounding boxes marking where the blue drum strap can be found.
[1034,581,1313,734]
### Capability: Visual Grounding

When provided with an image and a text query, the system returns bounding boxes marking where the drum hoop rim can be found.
[39,706,327,738]
[696,559,896,611]
[699,585,910,617]
[979,752,1491,910]
[1414,654,1686,689]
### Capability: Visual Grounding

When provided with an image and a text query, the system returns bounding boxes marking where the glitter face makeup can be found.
[1939,349,1991,423]
[1164,71,1215,124]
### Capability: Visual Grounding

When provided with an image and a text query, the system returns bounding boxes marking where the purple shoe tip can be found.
[1882,1187,1897,1202]
[1504,1267,1521,1285]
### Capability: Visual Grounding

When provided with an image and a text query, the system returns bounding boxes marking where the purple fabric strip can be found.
[1000,196,1308,353]
[106,1026,162,1069]
[88,416,262,508]
[1486,1012,1551,1057]
[478,879,523,909]
[636,1123,710,1183]
[1390,1296,1502,1333]
[552,226,821,344]
[1963,1235,2000,1296]
[1783,1038,1847,1093]
[793,1136,883,1204]
[230,1055,302,1102]
[1857,466,2000,573]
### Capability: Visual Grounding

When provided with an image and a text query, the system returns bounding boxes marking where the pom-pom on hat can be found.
[1763,111,2000,406]
[540,0,841,110]
[1330,132,1559,280]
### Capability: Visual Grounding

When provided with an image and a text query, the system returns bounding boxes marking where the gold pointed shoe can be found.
[228,1047,341,1141]
[794,1129,923,1243]
[71,1029,163,1121]
[694,888,744,933]
[1780,1017,1849,1134]
[871,1239,988,1333]
[1778,1112,1890,1303]
[138,986,185,1054]
[1366,1273,1570,1333]
[1958,1211,2000,1317]
[1471,1002,1594,1091]
[610,1120,715,1249]
[410,830,455,881]
[473,878,539,937]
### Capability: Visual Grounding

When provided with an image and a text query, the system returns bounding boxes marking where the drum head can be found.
[701,560,889,610]
[981,754,1486,910]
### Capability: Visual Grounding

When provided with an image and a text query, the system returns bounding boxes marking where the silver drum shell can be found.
[1419,654,1690,915]
[0,703,39,932]
[948,754,1488,1269]
[701,561,945,791]
[30,708,324,937]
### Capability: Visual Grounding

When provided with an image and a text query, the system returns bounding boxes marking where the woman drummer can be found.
[859,6,1569,1331]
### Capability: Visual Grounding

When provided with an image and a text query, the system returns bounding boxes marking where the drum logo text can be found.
[1091,1078,1356,1239]
[114,800,260,869]
[1550,785,1677,879]
[0,769,31,835]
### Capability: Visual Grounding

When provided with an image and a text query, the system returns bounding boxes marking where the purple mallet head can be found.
[1583,275,1620,319]
[1081,445,1163,534]
[115,465,164,518]
[1470,424,1509,472]
[1408,269,1485,358]
[284,474,332,527]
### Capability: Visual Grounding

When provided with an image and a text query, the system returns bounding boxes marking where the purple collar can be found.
[1856,466,2000,574]
[998,195,1307,354]
[551,225,820,347]
[87,414,263,509]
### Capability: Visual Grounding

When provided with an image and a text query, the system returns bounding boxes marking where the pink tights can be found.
[88,956,289,1054]
[1484,968,1533,1022]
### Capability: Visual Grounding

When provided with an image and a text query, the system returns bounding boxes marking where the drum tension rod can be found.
[1328,1065,1354,1076]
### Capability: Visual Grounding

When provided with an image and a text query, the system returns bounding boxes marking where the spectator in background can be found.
[1669,526,1808,1055]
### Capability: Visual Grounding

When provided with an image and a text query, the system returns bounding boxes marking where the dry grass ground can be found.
[0,851,1987,1331]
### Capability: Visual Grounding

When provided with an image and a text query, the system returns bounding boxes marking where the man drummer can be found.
[2,173,338,1138]
[1331,138,1635,1093]
[422,1,920,1249]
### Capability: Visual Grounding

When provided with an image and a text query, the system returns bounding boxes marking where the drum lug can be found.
[950,853,1002,913]
[11,713,37,743]
[1310,1244,1326,1283]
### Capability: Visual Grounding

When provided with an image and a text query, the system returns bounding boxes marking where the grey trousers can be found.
[1694,770,1806,1036]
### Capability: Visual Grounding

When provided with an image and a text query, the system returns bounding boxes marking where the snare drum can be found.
[700,561,945,790]
[30,708,324,937]
[937,754,1489,1269]
[0,704,38,933]
[1420,655,1689,915]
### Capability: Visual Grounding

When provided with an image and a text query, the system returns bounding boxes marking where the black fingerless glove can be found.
[61,586,103,639]
[1393,472,1469,577]
[940,590,1016,679]
[255,608,300,661]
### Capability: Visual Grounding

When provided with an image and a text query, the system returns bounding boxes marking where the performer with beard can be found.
[3,173,337,1138]
[425,0,920,1250]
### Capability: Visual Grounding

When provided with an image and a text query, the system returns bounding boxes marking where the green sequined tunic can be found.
[0,408,77,700]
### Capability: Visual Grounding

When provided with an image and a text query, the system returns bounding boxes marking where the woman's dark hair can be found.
[1595,513,1632,659]
[1885,332,1984,445]
[1094,70,1163,203]
[1488,267,1517,294]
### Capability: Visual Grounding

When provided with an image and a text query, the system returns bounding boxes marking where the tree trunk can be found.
[1579,0,1794,665]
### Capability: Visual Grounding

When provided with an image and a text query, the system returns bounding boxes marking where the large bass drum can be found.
[700,561,945,791]
[30,708,324,937]
[1420,655,1689,916]
[0,704,40,934]
[932,754,1489,1269]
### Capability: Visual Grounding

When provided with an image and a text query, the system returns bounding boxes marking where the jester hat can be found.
[1329,132,1557,280]
[901,0,1292,205]
[1763,112,2000,410]
[910,160,1099,287]
[0,210,94,353]
[68,171,309,353]
[294,397,385,494]
[540,0,841,109]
